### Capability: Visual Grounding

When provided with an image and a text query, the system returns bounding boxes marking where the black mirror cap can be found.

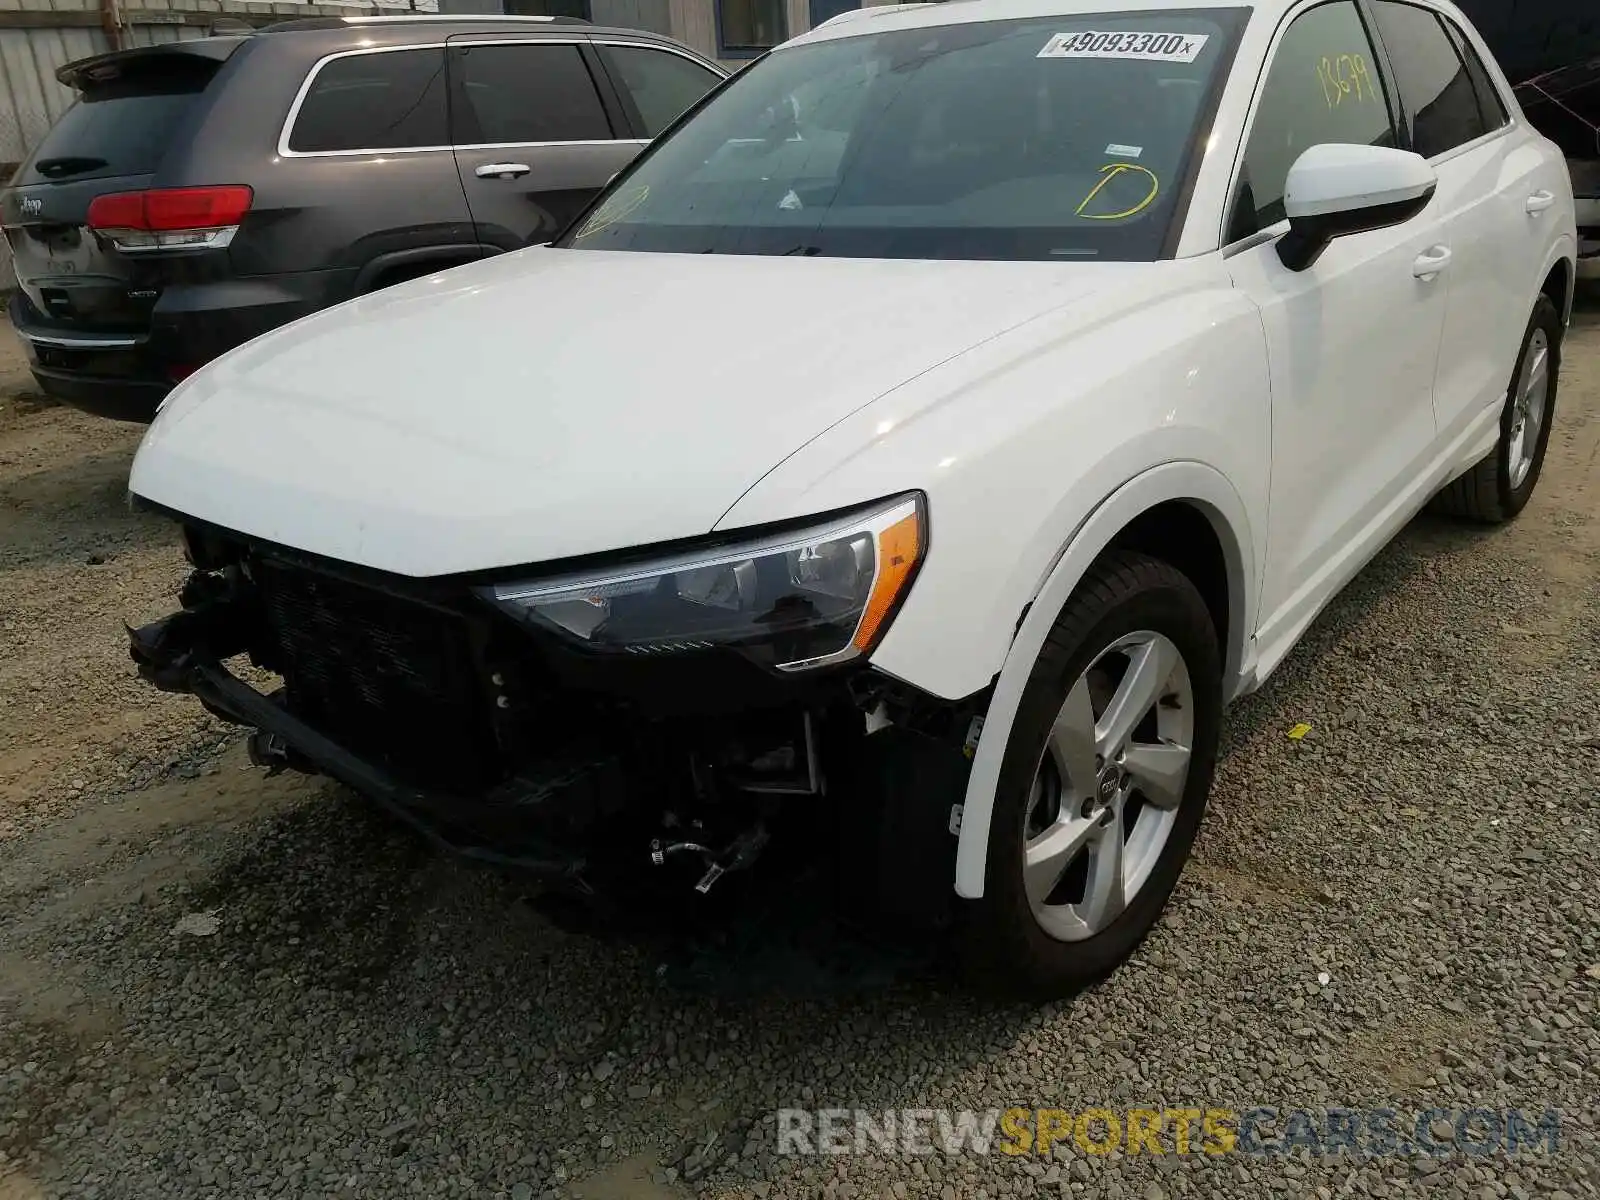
[1276,183,1437,272]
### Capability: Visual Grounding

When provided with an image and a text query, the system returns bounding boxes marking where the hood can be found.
[130,247,1150,577]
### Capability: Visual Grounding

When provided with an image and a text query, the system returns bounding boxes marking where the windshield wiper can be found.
[33,156,108,179]
[779,245,821,256]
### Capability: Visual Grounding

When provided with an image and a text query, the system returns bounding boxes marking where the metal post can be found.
[100,0,125,50]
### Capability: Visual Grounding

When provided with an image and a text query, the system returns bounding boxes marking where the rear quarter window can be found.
[604,45,723,137]
[288,47,449,153]
[18,58,218,185]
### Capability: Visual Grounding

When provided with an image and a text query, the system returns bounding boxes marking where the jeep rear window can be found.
[18,58,218,185]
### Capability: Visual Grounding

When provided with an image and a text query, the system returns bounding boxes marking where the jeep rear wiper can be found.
[33,156,107,179]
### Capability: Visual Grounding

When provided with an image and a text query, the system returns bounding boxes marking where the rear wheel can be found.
[1429,295,1561,523]
[959,551,1221,999]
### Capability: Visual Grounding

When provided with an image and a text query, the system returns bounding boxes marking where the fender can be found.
[953,460,1256,900]
[351,244,492,296]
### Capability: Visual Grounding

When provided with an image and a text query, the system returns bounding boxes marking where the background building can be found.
[437,0,932,72]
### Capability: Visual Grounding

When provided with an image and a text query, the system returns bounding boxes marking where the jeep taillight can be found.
[87,185,252,252]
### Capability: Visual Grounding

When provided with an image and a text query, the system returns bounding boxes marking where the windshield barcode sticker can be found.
[1038,31,1210,63]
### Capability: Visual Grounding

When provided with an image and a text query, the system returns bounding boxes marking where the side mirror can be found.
[1277,144,1436,272]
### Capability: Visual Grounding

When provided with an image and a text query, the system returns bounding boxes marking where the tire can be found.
[958,551,1222,1000]
[1429,295,1561,523]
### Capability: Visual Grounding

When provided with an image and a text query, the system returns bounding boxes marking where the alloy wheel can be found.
[1507,327,1551,490]
[1021,630,1194,942]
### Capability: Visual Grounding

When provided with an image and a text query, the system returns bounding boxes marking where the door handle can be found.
[475,162,531,180]
[1525,189,1556,215]
[1412,245,1452,280]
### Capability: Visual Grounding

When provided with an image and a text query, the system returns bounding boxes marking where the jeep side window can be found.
[288,48,449,154]
[449,43,612,146]
[603,45,722,138]
[1228,0,1397,241]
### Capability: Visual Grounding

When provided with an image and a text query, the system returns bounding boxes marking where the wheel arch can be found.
[953,461,1256,900]
[1537,236,1576,326]
[1540,253,1574,326]
[352,245,490,296]
[1103,499,1240,682]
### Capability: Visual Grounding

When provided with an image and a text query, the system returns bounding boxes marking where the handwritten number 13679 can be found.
[1317,53,1376,107]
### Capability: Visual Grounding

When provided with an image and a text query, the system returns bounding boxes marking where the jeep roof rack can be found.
[266,12,590,31]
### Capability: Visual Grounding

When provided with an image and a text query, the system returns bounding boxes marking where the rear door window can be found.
[288,48,449,153]
[602,45,722,137]
[449,43,613,145]
[1370,1,1489,158]
[1443,17,1509,130]
[18,58,218,185]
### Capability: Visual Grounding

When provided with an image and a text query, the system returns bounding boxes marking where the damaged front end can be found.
[128,507,980,929]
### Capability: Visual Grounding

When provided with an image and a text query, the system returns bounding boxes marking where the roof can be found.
[253,12,712,56]
[56,12,720,88]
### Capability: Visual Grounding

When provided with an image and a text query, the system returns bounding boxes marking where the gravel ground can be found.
[0,302,1597,1200]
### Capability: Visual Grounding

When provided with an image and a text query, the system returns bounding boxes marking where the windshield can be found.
[561,9,1244,261]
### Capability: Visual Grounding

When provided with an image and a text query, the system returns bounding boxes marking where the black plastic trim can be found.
[1276,184,1436,270]
[1352,0,1413,153]
[578,41,638,139]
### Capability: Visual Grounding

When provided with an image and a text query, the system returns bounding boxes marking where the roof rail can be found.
[263,13,591,34]
[338,13,589,24]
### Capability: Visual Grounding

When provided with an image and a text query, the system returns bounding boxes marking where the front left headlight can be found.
[478,493,924,671]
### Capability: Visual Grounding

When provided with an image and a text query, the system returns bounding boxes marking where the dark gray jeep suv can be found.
[0,15,724,420]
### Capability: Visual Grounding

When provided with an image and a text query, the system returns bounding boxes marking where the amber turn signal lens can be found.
[853,509,922,652]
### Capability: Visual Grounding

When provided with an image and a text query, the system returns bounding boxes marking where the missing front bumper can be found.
[127,612,594,884]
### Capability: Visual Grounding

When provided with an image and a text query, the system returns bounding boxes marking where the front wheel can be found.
[959,551,1222,999]
[1429,295,1561,523]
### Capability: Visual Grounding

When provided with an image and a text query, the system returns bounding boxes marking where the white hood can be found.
[131,247,1146,576]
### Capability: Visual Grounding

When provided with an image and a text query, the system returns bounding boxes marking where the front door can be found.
[1226,0,1448,650]
[448,37,644,250]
